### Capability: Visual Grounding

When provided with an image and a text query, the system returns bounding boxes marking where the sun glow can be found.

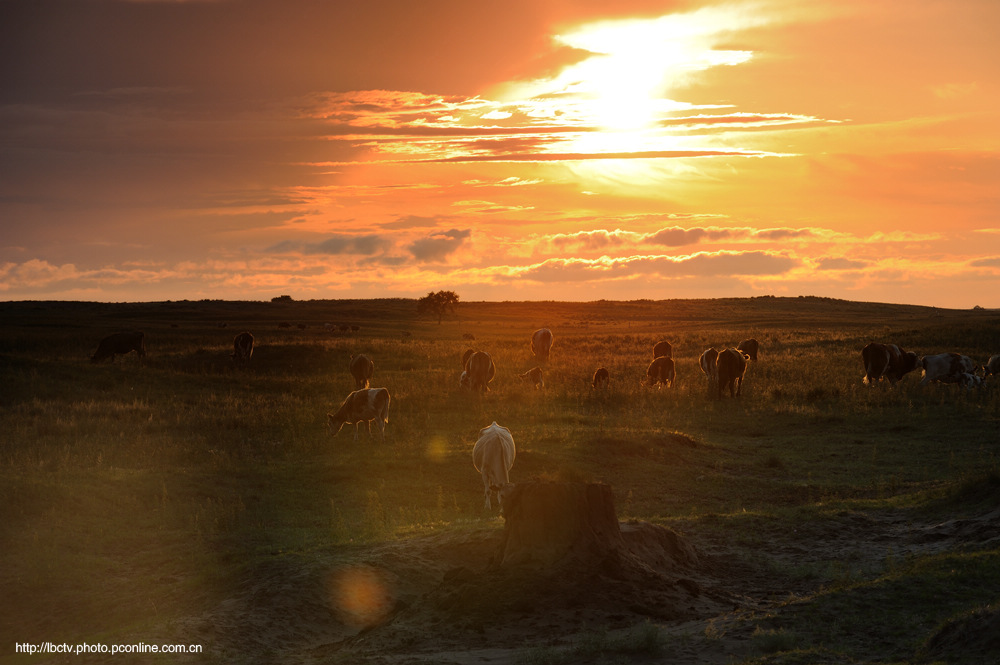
[541,7,758,134]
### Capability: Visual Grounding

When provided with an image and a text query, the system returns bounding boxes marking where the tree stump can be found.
[494,481,625,568]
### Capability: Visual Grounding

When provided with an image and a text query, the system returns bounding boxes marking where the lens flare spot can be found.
[329,566,394,628]
[426,435,449,463]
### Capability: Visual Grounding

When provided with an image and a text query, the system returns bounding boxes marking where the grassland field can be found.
[2,296,999,664]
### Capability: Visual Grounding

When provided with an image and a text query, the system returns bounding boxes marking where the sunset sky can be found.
[1,0,997,306]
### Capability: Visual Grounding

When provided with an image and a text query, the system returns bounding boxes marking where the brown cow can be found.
[231,331,254,364]
[91,331,145,363]
[717,348,749,398]
[862,342,919,385]
[644,356,675,388]
[531,328,553,362]
[737,338,759,362]
[592,367,610,389]
[652,340,672,359]
[350,354,374,389]
[519,366,544,390]
[462,350,496,392]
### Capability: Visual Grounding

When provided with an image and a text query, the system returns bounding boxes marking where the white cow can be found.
[327,388,390,443]
[531,328,553,362]
[920,353,977,385]
[472,422,516,511]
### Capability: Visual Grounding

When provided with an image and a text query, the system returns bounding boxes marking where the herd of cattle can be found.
[88,327,1000,512]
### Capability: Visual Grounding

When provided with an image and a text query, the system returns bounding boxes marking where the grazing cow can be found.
[737,338,759,362]
[699,348,719,380]
[278,322,291,329]
[920,353,978,385]
[652,340,672,359]
[983,355,1000,378]
[463,333,476,341]
[592,367,610,389]
[645,356,675,388]
[91,331,145,363]
[472,422,516,511]
[231,331,254,364]
[327,388,390,443]
[350,354,374,389]
[519,366,544,390]
[463,351,496,392]
[531,328,553,362]
[350,325,360,333]
[716,348,749,398]
[862,342,920,385]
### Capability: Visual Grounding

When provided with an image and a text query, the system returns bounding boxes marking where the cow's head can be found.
[327,413,346,436]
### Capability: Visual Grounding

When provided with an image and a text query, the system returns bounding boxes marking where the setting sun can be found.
[0,0,997,306]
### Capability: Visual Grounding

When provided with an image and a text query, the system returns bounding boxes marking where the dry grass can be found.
[2,297,999,661]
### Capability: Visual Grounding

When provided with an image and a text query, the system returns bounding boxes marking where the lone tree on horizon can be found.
[417,290,460,324]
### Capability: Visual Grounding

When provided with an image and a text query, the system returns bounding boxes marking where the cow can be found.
[531,328,553,362]
[699,348,719,380]
[644,356,675,388]
[463,333,476,341]
[350,354,374,389]
[737,338,760,362]
[231,331,254,364]
[327,388,390,443]
[592,367,610,389]
[472,422,516,511]
[462,350,496,392]
[91,331,145,363]
[861,342,920,385]
[716,348,749,398]
[519,366,544,390]
[983,355,1000,378]
[920,353,978,385]
[652,340,672,359]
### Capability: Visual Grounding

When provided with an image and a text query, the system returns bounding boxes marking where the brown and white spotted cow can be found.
[699,348,719,381]
[920,353,978,386]
[327,387,390,443]
[519,366,544,390]
[861,342,920,385]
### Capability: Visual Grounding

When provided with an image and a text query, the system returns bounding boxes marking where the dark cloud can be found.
[970,257,1000,268]
[816,257,869,270]
[408,228,471,262]
[267,234,392,256]
[648,227,719,246]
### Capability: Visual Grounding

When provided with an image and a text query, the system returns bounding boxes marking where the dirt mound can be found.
[338,482,733,660]
[925,606,1000,664]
